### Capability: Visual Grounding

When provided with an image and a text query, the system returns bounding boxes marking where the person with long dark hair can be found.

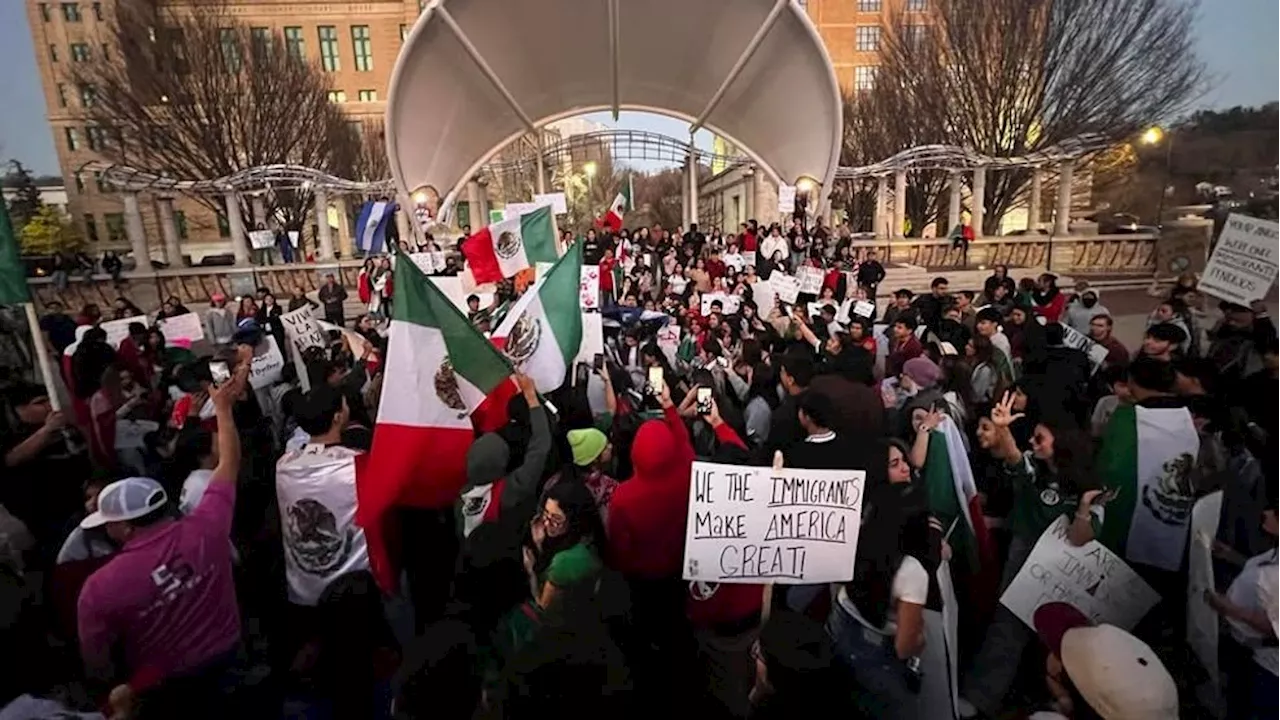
[741,362,779,448]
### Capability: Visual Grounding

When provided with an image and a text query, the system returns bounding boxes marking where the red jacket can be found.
[685,424,765,629]
[606,405,695,579]
[358,271,372,305]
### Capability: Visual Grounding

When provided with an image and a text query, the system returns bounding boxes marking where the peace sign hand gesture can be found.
[990,391,1024,429]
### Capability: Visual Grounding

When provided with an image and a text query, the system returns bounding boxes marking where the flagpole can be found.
[22,302,61,412]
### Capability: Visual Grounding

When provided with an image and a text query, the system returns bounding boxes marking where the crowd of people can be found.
[0,215,1276,719]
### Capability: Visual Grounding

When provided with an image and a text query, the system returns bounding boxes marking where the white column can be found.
[157,196,184,267]
[466,180,485,230]
[1054,159,1074,236]
[314,188,334,260]
[688,146,699,226]
[891,170,906,238]
[224,191,250,266]
[535,135,547,195]
[1028,167,1043,232]
[947,172,962,233]
[335,196,354,258]
[971,166,987,239]
[743,167,755,222]
[874,176,888,237]
[122,192,149,270]
[251,195,268,229]
[681,161,691,226]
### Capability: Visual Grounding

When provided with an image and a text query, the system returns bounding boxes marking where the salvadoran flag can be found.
[356,201,392,254]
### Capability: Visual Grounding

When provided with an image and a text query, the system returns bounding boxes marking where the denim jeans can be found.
[961,534,1034,716]
[827,603,920,720]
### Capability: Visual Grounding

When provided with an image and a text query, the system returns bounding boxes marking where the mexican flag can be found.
[1097,403,1199,571]
[490,242,583,394]
[0,201,30,305]
[923,418,998,609]
[461,206,557,284]
[601,181,630,232]
[357,253,517,590]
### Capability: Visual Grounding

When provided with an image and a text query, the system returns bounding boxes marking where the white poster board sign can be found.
[778,185,796,215]
[771,274,800,305]
[154,313,205,346]
[574,311,604,365]
[580,265,601,311]
[249,230,276,250]
[723,253,745,272]
[750,279,776,313]
[1000,516,1159,631]
[429,276,492,314]
[797,266,824,295]
[317,320,371,362]
[701,293,742,316]
[248,336,286,389]
[409,252,447,275]
[98,317,140,348]
[853,300,876,319]
[280,306,327,390]
[1058,321,1109,374]
[656,323,680,366]
[1186,491,1223,709]
[533,192,568,214]
[681,461,866,584]
[1199,214,1279,305]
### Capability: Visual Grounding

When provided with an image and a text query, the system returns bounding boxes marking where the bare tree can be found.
[70,0,361,232]
[875,0,1204,234]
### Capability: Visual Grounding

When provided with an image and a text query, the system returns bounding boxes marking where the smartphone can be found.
[208,360,231,385]
[696,387,713,415]
[647,366,664,395]
[592,353,605,372]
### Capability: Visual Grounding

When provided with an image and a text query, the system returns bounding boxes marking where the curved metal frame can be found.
[78,161,397,194]
[485,128,747,172]
[834,133,1114,179]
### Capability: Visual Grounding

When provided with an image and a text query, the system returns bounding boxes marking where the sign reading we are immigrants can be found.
[681,461,866,584]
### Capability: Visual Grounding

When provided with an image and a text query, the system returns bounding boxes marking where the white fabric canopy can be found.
[387,0,843,217]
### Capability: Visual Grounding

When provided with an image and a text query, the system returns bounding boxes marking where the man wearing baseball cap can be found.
[1033,602,1178,719]
[76,363,248,716]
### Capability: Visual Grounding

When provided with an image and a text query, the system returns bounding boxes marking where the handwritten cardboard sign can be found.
[1000,516,1159,631]
[681,461,866,585]
[797,266,825,295]
[771,274,800,305]
[248,336,285,390]
[280,306,327,391]
[98,317,140,348]
[580,265,600,311]
[1199,214,1279,305]
[701,292,742,316]
[249,229,276,250]
[154,312,205,346]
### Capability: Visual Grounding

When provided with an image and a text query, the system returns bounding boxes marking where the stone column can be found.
[467,180,486,230]
[251,195,268,229]
[681,161,691,226]
[743,167,755,222]
[1054,159,1074,236]
[891,170,906,238]
[224,191,250,266]
[156,195,184,268]
[688,147,699,226]
[335,196,354,258]
[122,192,149,270]
[535,141,547,195]
[1028,167,1043,232]
[947,172,962,233]
[874,176,888,237]
[971,166,987,239]
[314,188,335,260]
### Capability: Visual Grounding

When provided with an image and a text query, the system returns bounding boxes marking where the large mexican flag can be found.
[461,206,557,284]
[490,242,583,394]
[357,253,517,590]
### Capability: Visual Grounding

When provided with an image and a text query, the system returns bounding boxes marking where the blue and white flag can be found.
[356,201,392,254]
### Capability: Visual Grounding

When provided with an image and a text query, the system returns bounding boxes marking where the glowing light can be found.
[583,161,598,178]
[1141,127,1164,145]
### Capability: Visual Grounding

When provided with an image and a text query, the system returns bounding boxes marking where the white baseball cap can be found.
[80,477,169,529]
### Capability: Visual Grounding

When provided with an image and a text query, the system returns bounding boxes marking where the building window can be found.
[74,172,85,192]
[61,3,81,22]
[56,83,68,107]
[857,0,880,11]
[318,26,340,71]
[904,24,927,48]
[39,4,51,22]
[327,90,347,103]
[64,127,80,151]
[284,26,305,60]
[219,28,241,71]
[399,24,408,42]
[105,213,125,242]
[854,65,876,91]
[357,89,377,102]
[906,0,927,10]
[351,25,372,72]
[250,27,271,61]
[174,211,188,239]
[94,171,109,193]
[92,2,102,21]
[216,212,231,237]
[86,126,107,151]
[84,214,99,243]
[70,43,91,62]
[855,25,879,51]
[79,84,96,107]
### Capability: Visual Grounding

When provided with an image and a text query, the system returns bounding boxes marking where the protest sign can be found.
[921,561,960,719]
[778,186,796,215]
[249,230,276,250]
[1186,491,1223,708]
[115,419,159,450]
[771,275,800,305]
[98,317,139,348]
[574,312,604,366]
[702,293,742,316]
[1000,516,1159,631]
[751,279,776,313]
[409,252,447,275]
[681,461,866,585]
[743,251,757,268]
[154,312,204,346]
[248,337,285,389]
[1199,214,1279,305]
[317,320,371,362]
[852,300,876,319]
[1059,322,1109,374]
[429,276,492,314]
[656,323,680,366]
[280,306,327,390]
[580,265,600,311]
[797,266,824,295]
[723,253,745,272]
[533,192,568,214]
[1154,224,1209,277]
[287,230,300,248]
[807,302,838,320]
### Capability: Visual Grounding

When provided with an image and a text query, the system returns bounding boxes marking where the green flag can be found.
[0,201,31,305]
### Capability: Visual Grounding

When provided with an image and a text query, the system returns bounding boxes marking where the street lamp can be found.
[1141,126,1173,231]
[583,161,597,179]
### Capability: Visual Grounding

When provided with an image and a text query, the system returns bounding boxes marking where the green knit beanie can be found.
[567,428,608,466]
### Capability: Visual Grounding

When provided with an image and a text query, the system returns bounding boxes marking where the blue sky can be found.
[2,0,1275,176]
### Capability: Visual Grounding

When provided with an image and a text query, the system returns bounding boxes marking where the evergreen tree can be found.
[4,160,44,229]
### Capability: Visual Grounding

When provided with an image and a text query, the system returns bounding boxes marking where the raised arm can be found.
[502,375,551,513]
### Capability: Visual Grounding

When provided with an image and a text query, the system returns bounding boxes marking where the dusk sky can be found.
[1,0,1276,176]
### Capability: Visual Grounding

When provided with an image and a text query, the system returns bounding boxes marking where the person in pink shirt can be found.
[76,362,247,715]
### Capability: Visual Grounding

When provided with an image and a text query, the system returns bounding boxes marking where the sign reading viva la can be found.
[682,461,866,584]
